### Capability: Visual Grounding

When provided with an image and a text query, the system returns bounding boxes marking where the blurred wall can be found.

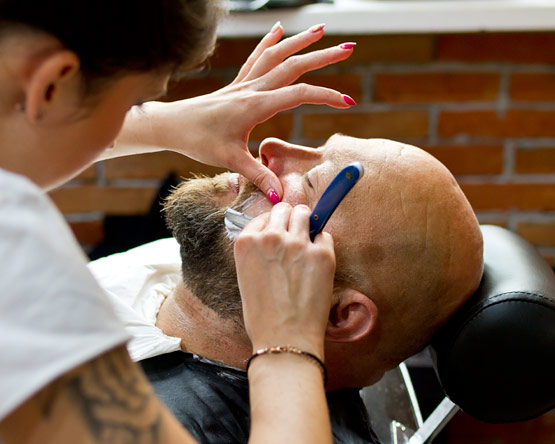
[49,32,555,267]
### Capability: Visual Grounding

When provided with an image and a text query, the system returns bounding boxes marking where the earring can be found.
[14,103,25,112]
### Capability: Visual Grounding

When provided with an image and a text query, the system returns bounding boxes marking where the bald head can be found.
[164,135,484,386]
[324,138,483,365]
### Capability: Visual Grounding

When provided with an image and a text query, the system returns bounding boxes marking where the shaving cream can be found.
[224,192,265,241]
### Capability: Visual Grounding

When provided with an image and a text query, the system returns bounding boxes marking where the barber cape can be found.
[89,239,381,444]
[88,238,183,362]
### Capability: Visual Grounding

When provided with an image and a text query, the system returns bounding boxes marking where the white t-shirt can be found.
[0,168,129,421]
[88,238,183,362]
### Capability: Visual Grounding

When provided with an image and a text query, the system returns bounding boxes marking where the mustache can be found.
[164,172,266,224]
[232,176,264,210]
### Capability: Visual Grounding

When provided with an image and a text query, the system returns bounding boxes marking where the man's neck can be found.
[156,281,252,370]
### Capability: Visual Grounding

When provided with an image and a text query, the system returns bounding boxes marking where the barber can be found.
[0,1,353,443]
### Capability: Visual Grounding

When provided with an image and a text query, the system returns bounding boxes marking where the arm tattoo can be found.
[52,348,162,443]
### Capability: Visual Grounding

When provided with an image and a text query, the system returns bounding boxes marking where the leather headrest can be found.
[430,225,555,423]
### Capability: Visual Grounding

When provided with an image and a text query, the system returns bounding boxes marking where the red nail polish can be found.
[267,189,281,205]
[309,23,325,33]
[343,94,356,106]
[339,42,357,50]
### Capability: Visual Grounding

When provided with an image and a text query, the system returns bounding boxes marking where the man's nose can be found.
[259,138,319,177]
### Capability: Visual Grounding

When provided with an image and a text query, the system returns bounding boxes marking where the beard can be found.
[163,173,262,321]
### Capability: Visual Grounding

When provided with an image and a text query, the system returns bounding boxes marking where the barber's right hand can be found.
[234,203,336,358]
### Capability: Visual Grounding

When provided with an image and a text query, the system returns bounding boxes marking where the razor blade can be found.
[224,162,364,241]
[224,208,254,230]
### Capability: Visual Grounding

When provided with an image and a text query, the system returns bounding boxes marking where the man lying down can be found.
[89,135,484,444]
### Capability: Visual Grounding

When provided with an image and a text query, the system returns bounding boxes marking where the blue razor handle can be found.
[309,162,364,241]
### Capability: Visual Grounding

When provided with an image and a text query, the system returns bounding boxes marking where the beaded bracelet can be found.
[246,345,327,386]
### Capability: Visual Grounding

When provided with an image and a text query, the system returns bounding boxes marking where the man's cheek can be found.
[283,188,310,209]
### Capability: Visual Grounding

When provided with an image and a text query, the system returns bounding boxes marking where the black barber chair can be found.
[361,225,555,444]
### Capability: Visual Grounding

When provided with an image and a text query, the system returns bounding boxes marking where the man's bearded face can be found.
[164,173,263,320]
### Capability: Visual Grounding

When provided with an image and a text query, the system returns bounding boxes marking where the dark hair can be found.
[0,0,223,90]
[163,176,244,321]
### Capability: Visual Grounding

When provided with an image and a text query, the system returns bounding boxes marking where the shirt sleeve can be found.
[0,171,129,420]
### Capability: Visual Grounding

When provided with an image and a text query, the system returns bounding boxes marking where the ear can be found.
[25,50,80,123]
[325,288,378,343]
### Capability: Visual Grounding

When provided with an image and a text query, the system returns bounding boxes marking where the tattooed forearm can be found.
[66,347,162,444]
[0,346,194,444]
[36,376,66,419]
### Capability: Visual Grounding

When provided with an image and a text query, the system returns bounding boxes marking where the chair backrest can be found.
[429,225,555,423]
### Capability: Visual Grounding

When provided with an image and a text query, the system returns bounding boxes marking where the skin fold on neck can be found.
[156,280,252,370]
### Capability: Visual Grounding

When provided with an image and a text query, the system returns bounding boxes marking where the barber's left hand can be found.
[129,23,355,200]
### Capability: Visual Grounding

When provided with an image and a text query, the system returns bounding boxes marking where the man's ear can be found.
[25,50,80,123]
[325,288,378,343]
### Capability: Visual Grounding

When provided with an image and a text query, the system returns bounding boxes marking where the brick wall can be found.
[50,32,555,267]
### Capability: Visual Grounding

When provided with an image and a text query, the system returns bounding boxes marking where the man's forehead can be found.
[320,133,352,151]
[319,134,358,159]
[322,135,426,165]
[318,134,377,169]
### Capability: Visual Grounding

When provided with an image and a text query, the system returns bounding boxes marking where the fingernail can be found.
[309,23,325,33]
[267,189,281,205]
[271,21,281,33]
[339,42,357,50]
[342,94,357,106]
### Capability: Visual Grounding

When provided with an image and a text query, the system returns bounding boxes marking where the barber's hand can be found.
[234,203,336,358]
[141,24,355,200]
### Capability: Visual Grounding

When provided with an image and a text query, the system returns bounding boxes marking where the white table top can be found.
[218,0,555,37]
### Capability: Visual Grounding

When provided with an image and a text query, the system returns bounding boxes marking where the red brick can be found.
[250,113,294,142]
[460,183,555,211]
[69,220,104,246]
[211,38,261,68]
[302,111,428,140]
[50,186,159,215]
[510,73,555,101]
[437,33,555,64]
[212,34,434,69]
[515,147,555,174]
[375,73,500,103]
[104,152,227,180]
[423,145,503,175]
[438,110,555,138]
[517,221,555,247]
[304,35,435,64]
[298,73,362,104]
[160,76,227,102]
